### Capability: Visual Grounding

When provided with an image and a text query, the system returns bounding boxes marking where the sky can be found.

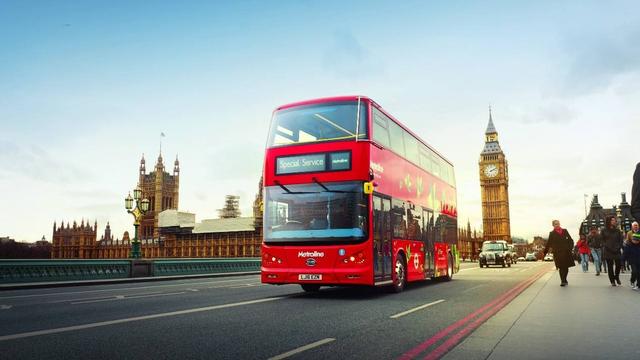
[1,1,639,243]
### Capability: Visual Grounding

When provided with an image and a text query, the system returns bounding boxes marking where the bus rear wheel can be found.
[301,284,321,293]
[391,255,406,293]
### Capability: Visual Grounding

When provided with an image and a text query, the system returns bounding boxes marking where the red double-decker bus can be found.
[261,96,458,293]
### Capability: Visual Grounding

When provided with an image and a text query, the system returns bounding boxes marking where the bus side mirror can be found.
[364,182,374,195]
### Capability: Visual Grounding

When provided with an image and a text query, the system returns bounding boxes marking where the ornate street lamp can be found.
[125,187,150,259]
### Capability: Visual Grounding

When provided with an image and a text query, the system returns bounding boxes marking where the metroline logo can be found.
[298,251,325,258]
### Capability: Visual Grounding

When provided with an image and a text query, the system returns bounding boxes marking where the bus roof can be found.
[275,95,371,111]
[274,95,454,167]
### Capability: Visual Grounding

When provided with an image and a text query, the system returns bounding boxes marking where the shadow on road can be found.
[291,278,443,300]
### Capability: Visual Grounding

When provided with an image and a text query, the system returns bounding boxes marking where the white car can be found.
[544,254,554,261]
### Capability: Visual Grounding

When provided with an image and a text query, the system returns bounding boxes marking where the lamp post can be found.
[125,187,150,259]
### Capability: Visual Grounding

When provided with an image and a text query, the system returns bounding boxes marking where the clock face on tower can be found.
[484,164,498,178]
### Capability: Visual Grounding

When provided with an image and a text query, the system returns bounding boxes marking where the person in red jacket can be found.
[576,234,591,272]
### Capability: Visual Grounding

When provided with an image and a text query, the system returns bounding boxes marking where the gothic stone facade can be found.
[457,222,483,261]
[479,110,512,242]
[51,220,98,259]
[138,153,180,240]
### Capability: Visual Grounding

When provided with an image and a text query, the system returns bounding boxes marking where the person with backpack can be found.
[587,226,603,275]
[602,215,624,286]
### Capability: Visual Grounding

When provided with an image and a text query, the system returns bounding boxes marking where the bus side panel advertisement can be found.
[370,147,457,216]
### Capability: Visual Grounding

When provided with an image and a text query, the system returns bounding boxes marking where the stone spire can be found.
[486,106,497,134]
[140,154,146,175]
[481,107,502,155]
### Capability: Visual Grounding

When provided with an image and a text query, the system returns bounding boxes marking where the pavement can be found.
[444,264,640,360]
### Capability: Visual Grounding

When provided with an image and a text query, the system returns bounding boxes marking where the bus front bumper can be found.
[261,267,373,286]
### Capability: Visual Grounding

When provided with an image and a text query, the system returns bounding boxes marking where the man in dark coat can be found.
[602,215,624,286]
[544,220,575,286]
[632,163,640,222]
[623,232,640,289]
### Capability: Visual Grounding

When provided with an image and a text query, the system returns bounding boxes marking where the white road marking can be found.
[207,282,265,289]
[390,299,445,319]
[48,296,111,304]
[71,292,186,304]
[268,338,336,360]
[0,296,285,342]
[0,277,259,300]
[0,305,12,310]
[50,291,166,304]
[227,283,266,289]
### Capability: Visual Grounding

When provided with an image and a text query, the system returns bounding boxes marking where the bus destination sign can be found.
[276,151,351,175]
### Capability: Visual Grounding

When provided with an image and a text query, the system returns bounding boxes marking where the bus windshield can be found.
[264,181,368,243]
[268,102,367,147]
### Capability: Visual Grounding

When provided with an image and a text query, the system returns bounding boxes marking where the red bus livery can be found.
[261,96,458,292]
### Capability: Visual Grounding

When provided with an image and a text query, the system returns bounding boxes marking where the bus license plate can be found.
[298,274,322,281]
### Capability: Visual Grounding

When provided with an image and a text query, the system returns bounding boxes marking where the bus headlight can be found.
[344,252,365,264]
[263,253,282,265]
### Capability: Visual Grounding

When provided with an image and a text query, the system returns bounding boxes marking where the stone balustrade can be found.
[0,258,260,283]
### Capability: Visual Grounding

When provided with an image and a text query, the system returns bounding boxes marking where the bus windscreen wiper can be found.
[312,177,357,193]
[275,181,316,194]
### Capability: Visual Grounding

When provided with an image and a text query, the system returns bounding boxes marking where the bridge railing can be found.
[0,258,261,284]
[153,258,260,277]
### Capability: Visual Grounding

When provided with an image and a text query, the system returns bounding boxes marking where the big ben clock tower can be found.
[479,108,511,242]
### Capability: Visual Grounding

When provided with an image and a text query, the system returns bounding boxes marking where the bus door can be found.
[373,195,392,282]
[422,208,435,278]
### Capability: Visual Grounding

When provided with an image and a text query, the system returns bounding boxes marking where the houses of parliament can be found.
[51,153,263,259]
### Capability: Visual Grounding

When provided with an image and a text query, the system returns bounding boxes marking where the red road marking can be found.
[423,268,548,360]
[398,266,550,360]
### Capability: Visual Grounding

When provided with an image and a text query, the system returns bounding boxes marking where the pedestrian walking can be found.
[576,234,590,272]
[544,220,575,286]
[587,226,603,275]
[602,215,624,286]
[623,232,640,290]
[626,222,639,244]
[631,163,640,222]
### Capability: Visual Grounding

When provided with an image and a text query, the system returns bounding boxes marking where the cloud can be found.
[561,29,640,96]
[0,139,89,183]
[206,141,262,181]
[516,102,576,124]
[322,30,382,79]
